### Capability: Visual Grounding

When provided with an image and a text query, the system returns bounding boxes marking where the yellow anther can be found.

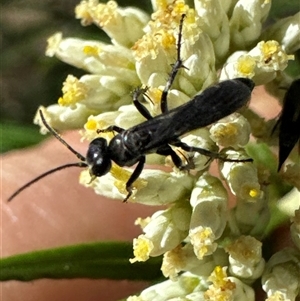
[83,45,99,56]
[85,119,98,131]
[237,56,256,77]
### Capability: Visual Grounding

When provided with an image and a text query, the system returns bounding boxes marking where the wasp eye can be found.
[86,138,112,177]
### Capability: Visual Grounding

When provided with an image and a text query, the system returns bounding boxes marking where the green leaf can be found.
[0,241,162,282]
[0,122,45,153]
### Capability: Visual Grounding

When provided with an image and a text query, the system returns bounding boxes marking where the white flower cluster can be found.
[35,0,300,299]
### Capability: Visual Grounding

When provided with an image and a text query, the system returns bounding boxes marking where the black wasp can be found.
[273,79,300,171]
[8,15,254,202]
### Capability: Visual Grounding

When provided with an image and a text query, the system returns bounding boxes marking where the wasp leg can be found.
[172,141,253,163]
[123,156,146,202]
[97,125,125,134]
[160,14,186,114]
[132,87,153,120]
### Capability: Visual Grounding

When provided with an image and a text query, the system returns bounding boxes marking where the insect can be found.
[273,79,300,171]
[8,15,254,202]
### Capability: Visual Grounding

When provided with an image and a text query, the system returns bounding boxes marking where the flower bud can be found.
[210,113,251,148]
[130,201,192,262]
[189,173,228,259]
[262,248,300,301]
[75,0,149,47]
[226,235,265,282]
[229,0,271,49]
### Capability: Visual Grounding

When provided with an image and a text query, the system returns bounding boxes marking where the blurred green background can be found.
[1,0,299,153]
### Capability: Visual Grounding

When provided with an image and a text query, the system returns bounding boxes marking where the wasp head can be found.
[86,138,112,177]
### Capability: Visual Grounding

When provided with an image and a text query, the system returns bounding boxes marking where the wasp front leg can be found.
[97,125,125,134]
[123,156,146,202]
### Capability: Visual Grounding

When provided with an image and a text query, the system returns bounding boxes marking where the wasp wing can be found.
[131,78,254,152]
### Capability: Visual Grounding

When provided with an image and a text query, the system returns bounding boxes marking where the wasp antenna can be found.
[39,110,86,162]
[7,162,88,202]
